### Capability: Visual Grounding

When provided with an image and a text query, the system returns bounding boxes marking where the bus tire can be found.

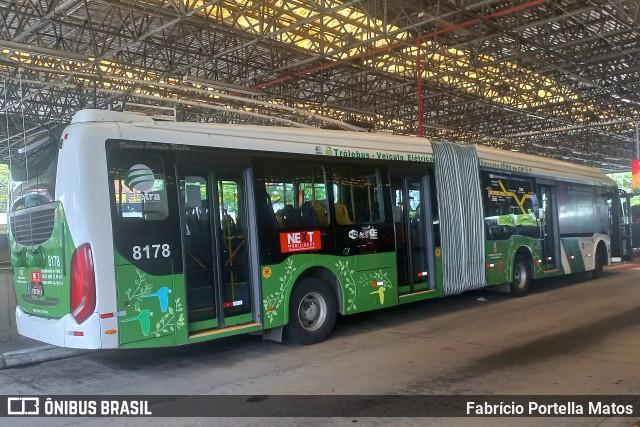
[284,278,337,345]
[592,246,606,279]
[510,255,531,297]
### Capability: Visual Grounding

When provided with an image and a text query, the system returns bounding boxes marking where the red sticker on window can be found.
[280,230,322,253]
[31,271,42,283]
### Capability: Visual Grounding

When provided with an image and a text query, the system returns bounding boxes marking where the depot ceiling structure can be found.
[0,0,639,172]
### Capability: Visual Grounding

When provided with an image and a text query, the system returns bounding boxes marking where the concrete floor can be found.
[2,262,640,426]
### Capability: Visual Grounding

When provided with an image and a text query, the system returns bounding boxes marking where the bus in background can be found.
[615,190,634,260]
[8,109,630,349]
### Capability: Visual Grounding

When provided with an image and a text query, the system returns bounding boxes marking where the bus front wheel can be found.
[284,278,337,345]
[510,255,531,297]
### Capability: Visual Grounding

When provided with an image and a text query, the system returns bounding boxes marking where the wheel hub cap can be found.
[297,291,327,332]
[304,302,318,321]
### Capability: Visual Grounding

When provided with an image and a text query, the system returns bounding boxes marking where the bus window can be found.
[482,172,537,240]
[556,182,609,236]
[255,161,329,228]
[330,165,384,224]
[111,155,169,221]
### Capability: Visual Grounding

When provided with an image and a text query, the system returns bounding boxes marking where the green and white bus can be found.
[8,109,629,349]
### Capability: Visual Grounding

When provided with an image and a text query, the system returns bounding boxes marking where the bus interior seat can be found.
[372,201,380,222]
[256,191,278,229]
[185,185,203,239]
[282,205,300,228]
[410,213,423,248]
[515,225,539,238]
[221,212,239,236]
[334,202,353,225]
[488,225,512,241]
[299,202,318,227]
[184,185,210,268]
[312,201,329,226]
[275,210,285,227]
[185,185,202,211]
[197,199,209,220]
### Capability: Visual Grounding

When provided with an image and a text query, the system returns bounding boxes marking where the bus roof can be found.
[72,109,616,187]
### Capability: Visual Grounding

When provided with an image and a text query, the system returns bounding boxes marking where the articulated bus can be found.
[8,109,630,349]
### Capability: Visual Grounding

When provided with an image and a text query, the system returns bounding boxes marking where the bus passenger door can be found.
[179,168,254,334]
[537,184,559,270]
[390,175,435,294]
[610,189,633,261]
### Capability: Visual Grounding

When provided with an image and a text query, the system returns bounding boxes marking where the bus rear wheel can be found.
[284,278,337,345]
[510,255,531,297]
[592,246,606,279]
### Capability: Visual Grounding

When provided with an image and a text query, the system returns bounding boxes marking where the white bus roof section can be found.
[71,109,155,124]
[474,145,616,187]
[97,110,614,187]
[123,120,434,162]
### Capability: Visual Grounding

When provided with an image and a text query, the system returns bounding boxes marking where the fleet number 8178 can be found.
[132,244,171,260]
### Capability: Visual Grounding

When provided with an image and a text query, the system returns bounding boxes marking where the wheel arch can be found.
[510,246,534,297]
[508,244,534,279]
[282,264,344,326]
[593,235,609,268]
[591,236,609,278]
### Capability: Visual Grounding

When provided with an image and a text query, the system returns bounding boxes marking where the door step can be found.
[399,289,436,298]
[189,322,262,339]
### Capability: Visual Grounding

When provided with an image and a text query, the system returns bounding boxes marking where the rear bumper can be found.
[16,307,103,349]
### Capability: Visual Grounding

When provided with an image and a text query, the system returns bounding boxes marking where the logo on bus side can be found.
[125,164,155,192]
[348,227,378,240]
[280,231,322,253]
